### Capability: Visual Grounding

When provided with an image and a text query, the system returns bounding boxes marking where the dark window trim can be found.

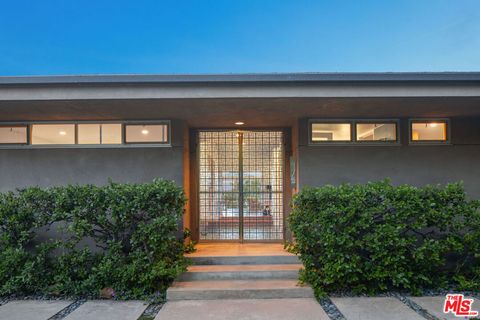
[124,122,171,145]
[0,120,171,149]
[354,119,400,145]
[0,124,29,145]
[308,119,401,146]
[408,118,451,145]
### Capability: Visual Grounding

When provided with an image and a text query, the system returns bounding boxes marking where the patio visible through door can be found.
[198,130,284,241]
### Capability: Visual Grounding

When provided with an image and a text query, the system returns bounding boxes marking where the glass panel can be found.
[356,123,397,141]
[31,124,75,145]
[78,124,100,144]
[0,126,27,144]
[125,124,168,143]
[101,124,122,144]
[199,131,240,240]
[311,123,351,141]
[411,121,447,141]
[242,131,284,241]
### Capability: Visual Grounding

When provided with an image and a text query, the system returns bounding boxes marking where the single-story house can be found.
[0,72,479,242]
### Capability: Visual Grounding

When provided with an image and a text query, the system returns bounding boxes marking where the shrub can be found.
[288,180,480,296]
[0,179,187,300]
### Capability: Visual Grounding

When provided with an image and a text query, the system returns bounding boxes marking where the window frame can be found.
[308,119,354,145]
[0,124,29,145]
[123,122,171,145]
[308,119,401,146]
[354,119,400,145]
[0,120,171,149]
[408,118,450,145]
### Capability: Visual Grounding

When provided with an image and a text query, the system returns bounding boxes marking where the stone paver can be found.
[410,295,476,320]
[155,298,330,320]
[0,300,72,320]
[331,297,424,320]
[64,300,148,320]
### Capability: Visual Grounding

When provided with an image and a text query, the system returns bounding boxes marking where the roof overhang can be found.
[1,72,480,101]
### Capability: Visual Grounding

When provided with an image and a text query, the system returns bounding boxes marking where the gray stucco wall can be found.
[298,117,480,199]
[0,120,185,191]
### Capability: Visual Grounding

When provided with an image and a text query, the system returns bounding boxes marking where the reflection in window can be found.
[411,121,447,141]
[0,126,28,144]
[311,123,351,142]
[31,124,75,145]
[356,123,397,142]
[125,124,169,143]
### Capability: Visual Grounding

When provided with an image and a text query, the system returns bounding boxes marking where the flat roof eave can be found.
[1,72,480,86]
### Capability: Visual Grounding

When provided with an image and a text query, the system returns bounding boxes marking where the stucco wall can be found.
[0,120,185,191]
[298,117,480,199]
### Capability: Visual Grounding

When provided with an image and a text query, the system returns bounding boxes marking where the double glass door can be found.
[198,130,284,241]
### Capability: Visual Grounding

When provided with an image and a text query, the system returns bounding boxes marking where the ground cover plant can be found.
[289,180,480,297]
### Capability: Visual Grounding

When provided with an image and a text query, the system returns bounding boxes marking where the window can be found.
[125,124,169,143]
[0,125,28,144]
[311,123,351,142]
[356,123,397,142]
[0,121,170,147]
[411,120,448,142]
[31,124,75,145]
[78,124,121,144]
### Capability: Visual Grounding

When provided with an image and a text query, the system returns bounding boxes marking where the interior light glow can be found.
[59,131,67,135]
[429,123,438,128]
[235,122,245,125]
[141,129,149,135]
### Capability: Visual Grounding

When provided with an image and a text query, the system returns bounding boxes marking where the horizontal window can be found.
[31,124,75,145]
[0,121,170,147]
[125,124,169,143]
[356,123,397,142]
[411,120,448,142]
[311,123,351,142]
[78,124,122,144]
[0,125,28,144]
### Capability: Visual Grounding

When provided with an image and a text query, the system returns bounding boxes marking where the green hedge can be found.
[0,179,187,300]
[288,180,480,296]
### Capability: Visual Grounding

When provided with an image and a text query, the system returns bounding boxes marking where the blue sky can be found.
[0,0,479,75]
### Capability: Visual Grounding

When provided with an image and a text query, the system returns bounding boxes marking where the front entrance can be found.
[197,130,285,241]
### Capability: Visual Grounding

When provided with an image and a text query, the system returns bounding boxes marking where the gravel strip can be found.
[47,299,86,320]
[392,293,440,320]
[318,297,347,320]
[137,303,165,320]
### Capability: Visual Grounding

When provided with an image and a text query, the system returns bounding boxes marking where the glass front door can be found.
[198,130,284,241]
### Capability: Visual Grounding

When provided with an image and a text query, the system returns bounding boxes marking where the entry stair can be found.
[167,253,314,300]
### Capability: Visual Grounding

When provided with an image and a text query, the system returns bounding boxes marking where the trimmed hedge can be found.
[289,180,480,296]
[0,179,187,300]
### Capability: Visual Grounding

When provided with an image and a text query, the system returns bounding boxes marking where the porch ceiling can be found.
[0,97,479,127]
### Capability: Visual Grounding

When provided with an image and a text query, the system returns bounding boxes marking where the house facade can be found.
[1,73,479,242]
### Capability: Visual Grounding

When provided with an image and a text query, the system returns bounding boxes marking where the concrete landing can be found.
[64,300,148,320]
[187,243,292,257]
[0,300,73,320]
[331,297,425,320]
[410,296,476,320]
[155,298,330,320]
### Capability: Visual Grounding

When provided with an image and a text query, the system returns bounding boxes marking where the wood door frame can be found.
[188,127,292,243]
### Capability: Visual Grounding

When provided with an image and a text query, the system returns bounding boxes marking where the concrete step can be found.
[179,264,302,281]
[167,280,314,300]
[189,255,300,265]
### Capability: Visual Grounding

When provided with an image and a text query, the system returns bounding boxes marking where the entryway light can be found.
[235,122,245,126]
[141,129,149,135]
[59,131,67,136]
[429,123,438,128]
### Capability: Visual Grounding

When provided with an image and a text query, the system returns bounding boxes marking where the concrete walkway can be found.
[0,295,475,319]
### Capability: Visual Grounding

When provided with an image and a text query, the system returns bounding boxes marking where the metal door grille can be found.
[198,130,284,241]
